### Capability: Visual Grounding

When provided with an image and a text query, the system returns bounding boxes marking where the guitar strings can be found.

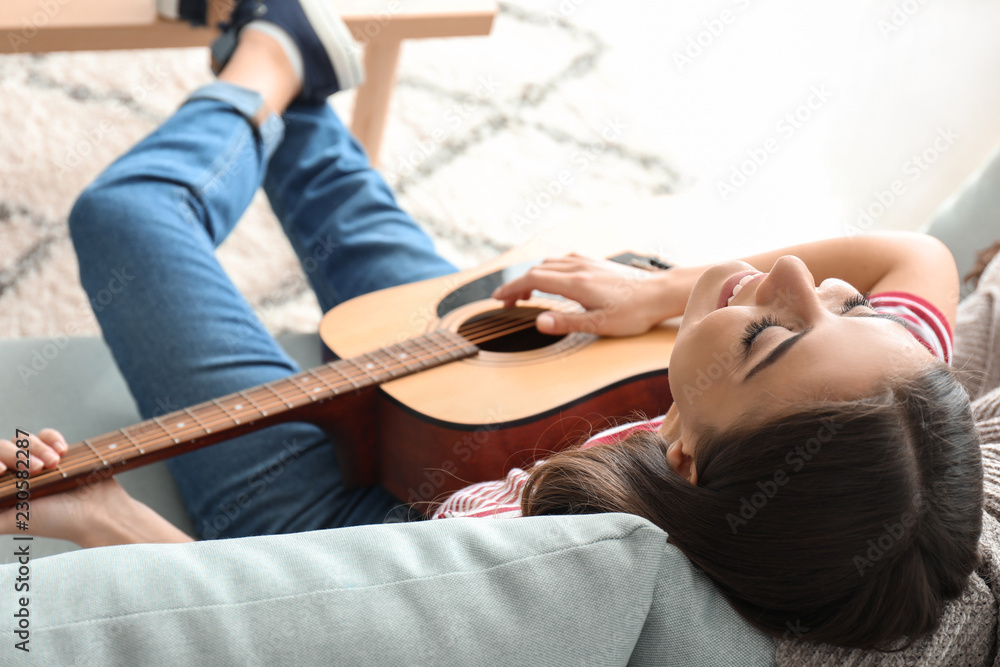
[458,312,540,340]
[456,304,581,341]
[0,309,574,490]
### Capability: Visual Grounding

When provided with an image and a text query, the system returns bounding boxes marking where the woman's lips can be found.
[717,270,758,310]
[729,273,766,306]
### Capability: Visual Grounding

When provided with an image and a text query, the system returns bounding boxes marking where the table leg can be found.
[351,37,402,168]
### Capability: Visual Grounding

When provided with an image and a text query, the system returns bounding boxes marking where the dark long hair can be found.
[521,364,983,650]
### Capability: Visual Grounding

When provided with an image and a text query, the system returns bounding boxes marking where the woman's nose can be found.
[754,255,822,317]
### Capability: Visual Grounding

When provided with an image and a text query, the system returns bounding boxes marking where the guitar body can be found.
[319,202,682,506]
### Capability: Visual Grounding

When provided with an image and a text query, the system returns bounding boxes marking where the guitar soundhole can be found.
[458,307,566,352]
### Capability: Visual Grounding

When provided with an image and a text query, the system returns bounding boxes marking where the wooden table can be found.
[0,0,497,165]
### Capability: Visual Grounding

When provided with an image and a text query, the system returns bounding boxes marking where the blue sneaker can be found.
[157,0,208,26]
[210,0,364,104]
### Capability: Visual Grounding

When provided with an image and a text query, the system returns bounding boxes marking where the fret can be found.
[329,362,361,390]
[212,397,240,425]
[83,438,109,466]
[307,368,340,395]
[381,349,402,377]
[423,330,477,364]
[92,433,121,455]
[286,374,319,402]
[182,406,212,434]
[53,465,68,479]
[441,334,463,359]
[348,357,376,383]
[406,336,436,370]
[358,353,379,379]
[441,331,477,359]
[426,331,457,361]
[388,342,423,373]
[263,381,295,410]
[238,389,268,417]
[423,331,446,358]
[365,351,398,380]
[120,428,146,455]
[152,416,180,444]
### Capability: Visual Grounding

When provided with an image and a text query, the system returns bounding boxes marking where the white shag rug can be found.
[0,1,682,341]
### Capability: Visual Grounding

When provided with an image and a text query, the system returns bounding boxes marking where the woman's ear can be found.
[666,438,698,485]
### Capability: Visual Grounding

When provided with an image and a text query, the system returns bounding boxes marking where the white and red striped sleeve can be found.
[869,291,953,365]
[431,466,532,519]
[578,415,666,449]
[431,415,668,520]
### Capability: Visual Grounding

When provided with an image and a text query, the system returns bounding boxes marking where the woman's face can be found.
[664,255,933,465]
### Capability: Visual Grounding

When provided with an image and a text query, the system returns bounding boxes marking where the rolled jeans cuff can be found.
[185,81,285,161]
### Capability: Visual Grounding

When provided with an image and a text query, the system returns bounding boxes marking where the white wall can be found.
[562,0,1000,258]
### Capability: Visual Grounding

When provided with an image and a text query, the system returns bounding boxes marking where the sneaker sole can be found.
[156,0,181,20]
[296,0,365,92]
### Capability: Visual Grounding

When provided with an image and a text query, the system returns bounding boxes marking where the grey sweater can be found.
[775,255,1000,666]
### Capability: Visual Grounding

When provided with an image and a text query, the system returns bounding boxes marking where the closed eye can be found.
[840,292,871,313]
[740,314,783,355]
[841,292,912,330]
[742,291,909,381]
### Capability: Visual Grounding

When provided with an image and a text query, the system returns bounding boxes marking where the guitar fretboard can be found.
[0,330,478,505]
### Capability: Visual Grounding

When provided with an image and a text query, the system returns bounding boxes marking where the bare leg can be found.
[217,29,301,123]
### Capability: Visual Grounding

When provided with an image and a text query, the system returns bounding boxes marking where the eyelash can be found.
[840,292,871,313]
[739,292,873,351]
[740,314,782,350]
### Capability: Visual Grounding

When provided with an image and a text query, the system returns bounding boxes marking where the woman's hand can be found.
[0,429,193,547]
[0,427,67,476]
[1,428,112,546]
[0,474,134,547]
[492,254,694,337]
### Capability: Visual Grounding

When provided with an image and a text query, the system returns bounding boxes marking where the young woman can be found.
[0,0,983,652]
[438,246,982,650]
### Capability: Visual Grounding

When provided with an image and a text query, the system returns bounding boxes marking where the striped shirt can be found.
[869,291,952,364]
[432,290,953,520]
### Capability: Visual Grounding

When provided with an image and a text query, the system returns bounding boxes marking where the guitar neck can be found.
[0,330,478,508]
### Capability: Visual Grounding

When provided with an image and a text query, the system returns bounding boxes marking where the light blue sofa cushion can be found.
[0,514,774,666]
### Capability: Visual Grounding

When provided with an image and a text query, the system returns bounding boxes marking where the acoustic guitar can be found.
[0,207,682,510]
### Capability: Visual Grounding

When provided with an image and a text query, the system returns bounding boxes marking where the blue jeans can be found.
[68,83,457,539]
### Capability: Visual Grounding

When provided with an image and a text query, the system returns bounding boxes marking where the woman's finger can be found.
[535,256,593,272]
[25,432,62,469]
[0,433,64,473]
[536,309,606,335]
[493,269,589,303]
[0,438,37,474]
[37,428,69,454]
[30,433,63,468]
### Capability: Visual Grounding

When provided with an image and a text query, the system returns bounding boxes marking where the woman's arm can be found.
[0,429,194,548]
[493,232,959,335]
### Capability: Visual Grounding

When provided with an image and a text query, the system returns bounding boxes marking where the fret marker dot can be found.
[398,353,408,359]
[365,363,374,369]
[235,404,243,410]
[313,387,321,393]
[176,422,185,428]
[108,443,118,449]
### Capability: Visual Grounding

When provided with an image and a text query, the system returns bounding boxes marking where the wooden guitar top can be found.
[319,197,705,426]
